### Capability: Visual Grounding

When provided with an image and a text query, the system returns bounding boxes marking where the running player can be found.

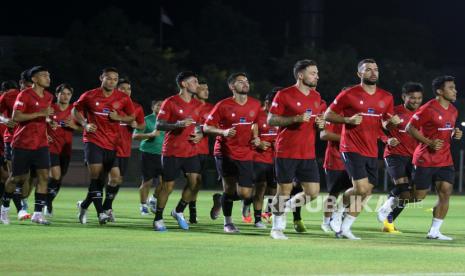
[406,75,461,240]
[325,59,400,239]
[73,67,135,225]
[204,72,261,233]
[267,59,325,240]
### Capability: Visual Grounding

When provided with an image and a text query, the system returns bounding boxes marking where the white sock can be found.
[383,196,396,209]
[224,216,233,225]
[341,214,357,232]
[337,202,346,213]
[272,214,286,231]
[430,218,443,232]
[33,211,42,216]
[141,203,148,208]
[323,216,331,224]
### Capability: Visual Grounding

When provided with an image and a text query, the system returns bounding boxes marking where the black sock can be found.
[34,193,47,213]
[175,199,188,213]
[2,192,13,208]
[0,182,4,199]
[46,178,60,212]
[391,202,406,221]
[189,201,197,217]
[13,187,23,212]
[221,193,234,217]
[254,209,262,223]
[103,185,120,210]
[243,198,253,206]
[155,207,164,221]
[265,198,272,213]
[80,192,92,209]
[293,206,302,221]
[89,179,104,214]
[231,192,241,201]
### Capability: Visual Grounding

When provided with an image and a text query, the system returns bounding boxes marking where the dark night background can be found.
[1,0,465,188]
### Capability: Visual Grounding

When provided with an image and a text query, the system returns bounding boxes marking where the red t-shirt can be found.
[254,109,279,164]
[269,85,323,159]
[323,121,345,170]
[48,104,74,156]
[116,102,145,158]
[196,102,214,155]
[0,89,21,143]
[409,99,457,167]
[383,105,418,158]
[12,88,53,150]
[329,85,394,158]
[0,123,6,155]
[73,88,135,151]
[206,97,261,161]
[157,94,202,158]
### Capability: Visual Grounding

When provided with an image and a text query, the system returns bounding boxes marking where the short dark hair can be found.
[118,78,131,86]
[176,71,197,88]
[357,58,377,72]
[265,86,282,102]
[198,79,208,85]
[20,69,31,82]
[293,59,317,80]
[28,66,48,78]
[432,76,455,95]
[102,67,119,75]
[227,72,247,85]
[56,83,74,94]
[401,82,423,95]
[1,80,19,91]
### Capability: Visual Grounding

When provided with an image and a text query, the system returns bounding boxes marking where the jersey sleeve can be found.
[73,92,89,113]
[204,102,222,127]
[123,96,135,116]
[328,90,348,114]
[409,105,430,129]
[13,92,27,112]
[0,94,7,114]
[382,95,395,121]
[319,100,328,115]
[269,91,286,115]
[157,98,172,122]
[135,106,145,125]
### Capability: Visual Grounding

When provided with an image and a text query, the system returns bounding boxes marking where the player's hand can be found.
[40,106,54,117]
[49,120,58,130]
[295,112,311,123]
[258,140,271,150]
[387,137,400,147]
[388,114,402,126]
[148,130,159,138]
[251,137,261,147]
[64,118,77,129]
[453,128,463,140]
[84,123,97,133]
[223,127,236,138]
[189,133,203,144]
[345,113,363,125]
[109,110,120,121]
[315,114,325,129]
[130,121,138,129]
[4,118,16,128]
[176,117,195,128]
[428,139,444,151]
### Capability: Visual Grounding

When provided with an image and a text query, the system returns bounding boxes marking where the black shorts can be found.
[4,142,12,161]
[412,166,455,190]
[84,142,116,173]
[384,155,413,181]
[162,155,200,182]
[50,153,71,176]
[341,152,378,186]
[141,152,163,182]
[254,162,276,189]
[275,158,320,184]
[325,169,352,194]
[215,155,254,188]
[198,154,211,171]
[112,157,130,176]
[12,147,50,176]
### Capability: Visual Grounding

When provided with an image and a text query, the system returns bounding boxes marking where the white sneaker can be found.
[272,214,287,231]
[254,221,267,229]
[1,206,10,224]
[337,230,361,240]
[31,212,50,225]
[17,209,31,221]
[153,219,167,231]
[427,231,453,241]
[98,212,110,225]
[148,196,157,214]
[44,206,53,218]
[77,201,87,224]
[321,222,332,233]
[377,197,395,223]
[330,211,343,233]
[105,209,115,222]
[270,229,288,240]
[140,204,150,216]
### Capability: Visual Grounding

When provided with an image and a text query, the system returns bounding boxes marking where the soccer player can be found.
[183,80,213,224]
[267,59,325,240]
[204,72,261,233]
[73,67,135,225]
[0,66,54,225]
[45,83,82,217]
[324,58,400,240]
[153,71,203,231]
[103,78,145,221]
[133,100,164,215]
[406,76,461,240]
[377,82,423,232]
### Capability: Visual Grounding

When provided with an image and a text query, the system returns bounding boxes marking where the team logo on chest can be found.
[249,111,255,117]
[112,102,121,109]
[378,101,385,108]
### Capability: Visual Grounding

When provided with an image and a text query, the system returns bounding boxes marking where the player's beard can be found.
[303,79,317,89]
[362,77,378,85]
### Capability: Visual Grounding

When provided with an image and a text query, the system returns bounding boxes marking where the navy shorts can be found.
[112,157,130,177]
[275,158,320,184]
[12,146,50,176]
[162,155,200,182]
[384,155,413,182]
[215,155,254,188]
[325,169,352,194]
[50,153,71,176]
[140,152,163,182]
[4,142,12,161]
[84,142,116,173]
[412,166,455,190]
[254,162,276,189]
[341,152,378,186]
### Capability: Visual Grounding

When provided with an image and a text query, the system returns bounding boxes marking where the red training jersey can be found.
[254,109,279,164]
[196,102,214,155]
[116,101,145,158]
[383,104,418,158]
[0,89,21,143]
[48,104,74,156]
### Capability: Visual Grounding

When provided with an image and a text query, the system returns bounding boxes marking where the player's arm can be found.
[109,111,135,123]
[203,124,236,138]
[406,122,442,151]
[319,128,340,142]
[324,108,362,125]
[13,106,53,122]
[267,112,310,127]
[156,118,194,131]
